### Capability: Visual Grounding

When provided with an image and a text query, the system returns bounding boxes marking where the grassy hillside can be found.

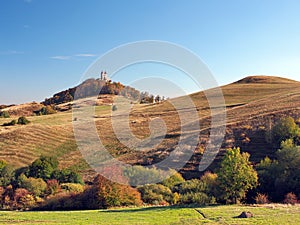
[1,75,300,180]
[0,204,299,225]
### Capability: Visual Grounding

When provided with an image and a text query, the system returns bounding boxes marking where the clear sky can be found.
[1,0,300,104]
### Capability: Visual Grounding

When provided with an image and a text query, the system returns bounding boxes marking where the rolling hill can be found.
[1,75,300,181]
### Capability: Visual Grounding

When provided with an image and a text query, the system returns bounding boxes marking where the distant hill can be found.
[1,75,300,181]
[42,78,140,106]
[234,75,299,84]
[0,78,142,117]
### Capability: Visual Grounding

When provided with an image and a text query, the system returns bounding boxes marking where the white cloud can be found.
[50,56,71,60]
[0,50,24,55]
[50,53,97,60]
[75,53,97,57]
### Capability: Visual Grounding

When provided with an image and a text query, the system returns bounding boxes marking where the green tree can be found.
[216,147,258,204]
[274,139,300,200]
[28,156,58,180]
[257,140,300,202]
[51,169,83,184]
[0,165,15,187]
[256,157,279,200]
[272,117,300,146]
[200,171,218,197]
[161,170,185,189]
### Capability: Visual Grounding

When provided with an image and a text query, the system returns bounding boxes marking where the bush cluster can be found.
[2,116,30,126]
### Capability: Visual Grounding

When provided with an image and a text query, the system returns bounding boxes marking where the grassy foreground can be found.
[0,204,299,225]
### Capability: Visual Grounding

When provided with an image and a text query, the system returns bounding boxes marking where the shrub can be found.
[39,192,82,210]
[173,179,206,194]
[13,188,36,209]
[283,192,298,204]
[1,185,14,209]
[173,192,180,204]
[40,105,56,115]
[200,171,218,196]
[0,111,10,118]
[123,165,164,186]
[3,119,16,126]
[46,179,61,195]
[112,105,117,111]
[17,116,30,125]
[255,193,269,204]
[19,175,47,197]
[138,184,173,205]
[161,171,185,189]
[0,160,7,170]
[61,183,84,193]
[180,192,215,205]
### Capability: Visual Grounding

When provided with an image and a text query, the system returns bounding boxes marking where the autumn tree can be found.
[90,174,142,208]
[217,147,258,204]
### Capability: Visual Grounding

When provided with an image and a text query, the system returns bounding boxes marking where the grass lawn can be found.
[0,204,299,225]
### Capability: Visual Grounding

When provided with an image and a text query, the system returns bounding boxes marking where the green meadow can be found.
[0,204,299,225]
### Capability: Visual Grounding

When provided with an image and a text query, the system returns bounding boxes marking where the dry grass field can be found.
[1,76,300,179]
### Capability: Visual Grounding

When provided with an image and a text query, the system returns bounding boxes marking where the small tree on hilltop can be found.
[216,147,258,204]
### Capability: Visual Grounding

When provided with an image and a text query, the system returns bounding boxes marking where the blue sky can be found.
[0,0,300,104]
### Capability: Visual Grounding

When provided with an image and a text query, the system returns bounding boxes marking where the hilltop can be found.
[42,78,140,106]
[234,75,298,84]
[0,75,300,181]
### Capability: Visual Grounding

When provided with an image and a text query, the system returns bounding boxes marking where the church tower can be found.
[100,71,108,81]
